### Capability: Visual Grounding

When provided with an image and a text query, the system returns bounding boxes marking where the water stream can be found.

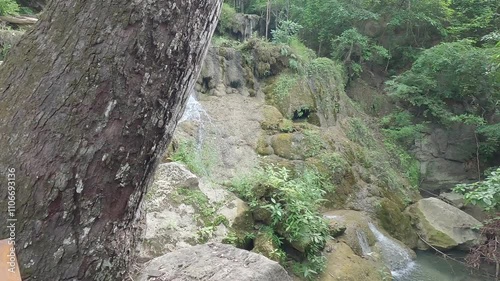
[401,251,494,281]
[366,222,493,280]
[368,223,416,278]
[356,229,372,257]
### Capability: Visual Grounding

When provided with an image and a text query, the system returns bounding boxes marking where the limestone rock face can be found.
[414,124,478,192]
[231,13,262,41]
[139,163,249,261]
[137,243,292,281]
[408,198,482,250]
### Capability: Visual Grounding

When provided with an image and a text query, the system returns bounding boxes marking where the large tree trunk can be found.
[0,0,221,280]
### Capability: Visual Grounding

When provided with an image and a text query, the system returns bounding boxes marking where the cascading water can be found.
[179,94,211,149]
[356,230,372,257]
[368,223,416,279]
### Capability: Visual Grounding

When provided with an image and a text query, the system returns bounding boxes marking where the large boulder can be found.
[407,198,482,250]
[136,243,292,281]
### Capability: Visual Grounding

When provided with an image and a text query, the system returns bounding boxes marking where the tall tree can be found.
[0,0,221,280]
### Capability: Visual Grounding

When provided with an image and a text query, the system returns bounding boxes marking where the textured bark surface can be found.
[0,0,221,280]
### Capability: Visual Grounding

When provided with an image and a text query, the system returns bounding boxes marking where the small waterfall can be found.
[180,95,210,124]
[356,230,373,257]
[368,223,416,278]
[179,94,211,149]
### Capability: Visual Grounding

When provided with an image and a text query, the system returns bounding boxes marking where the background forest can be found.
[218,0,500,277]
[219,0,500,206]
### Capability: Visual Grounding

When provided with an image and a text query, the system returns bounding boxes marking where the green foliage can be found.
[320,152,348,175]
[447,0,500,40]
[346,118,375,148]
[0,43,11,60]
[172,187,228,242]
[477,123,500,159]
[271,73,297,104]
[219,3,238,33]
[331,28,390,76]
[230,165,332,280]
[291,254,327,280]
[171,139,218,176]
[289,37,316,63]
[272,20,303,44]
[18,5,33,15]
[212,35,243,48]
[293,0,377,55]
[387,40,499,124]
[380,111,424,147]
[383,140,420,187]
[303,129,326,158]
[279,119,294,133]
[0,0,19,16]
[454,167,500,212]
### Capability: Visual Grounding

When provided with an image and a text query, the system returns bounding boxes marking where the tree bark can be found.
[0,0,221,280]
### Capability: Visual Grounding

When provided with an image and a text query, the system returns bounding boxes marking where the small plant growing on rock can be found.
[230,164,332,280]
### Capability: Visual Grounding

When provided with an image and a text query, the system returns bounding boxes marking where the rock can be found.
[139,163,248,261]
[407,198,482,250]
[253,232,282,262]
[319,242,389,281]
[270,133,304,160]
[328,220,347,238]
[323,210,377,257]
[138,163,201,261]
[0,29,24,50]
[439,192,465,209]
[218,196,250,227]
[230,13,262,41]
[414,124,478,192]
[136,243,292,281]
[376,198,418,249]
[256,134,274,156]
[261,105,283,130]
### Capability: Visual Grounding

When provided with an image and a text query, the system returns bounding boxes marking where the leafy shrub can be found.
[380,111,425,147]
[477,123,500,160]
[218,3,237,33]
[386,40,499,124]
[171,139,217,176]
[0,0,19,16]
[272,20,303,44]
[346,118,376,148]
[271,73,297,105]
[230,165,332,280]
[454,167,500,211]
[331,28,390,77]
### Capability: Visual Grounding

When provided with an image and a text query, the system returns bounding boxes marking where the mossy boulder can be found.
[256,134,274,156]
[261,105,283,130]
[319,242,389,281]
[407,198,482,250]
[253,232,282,262]
[376,198,418,249]
[270,133,305,160]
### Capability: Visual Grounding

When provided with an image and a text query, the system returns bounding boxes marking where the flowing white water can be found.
[179,94,212,149]
[368,223,416,278]
[356,230,373,257]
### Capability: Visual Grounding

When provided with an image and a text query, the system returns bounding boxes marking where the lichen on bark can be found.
[0,0,222,280]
